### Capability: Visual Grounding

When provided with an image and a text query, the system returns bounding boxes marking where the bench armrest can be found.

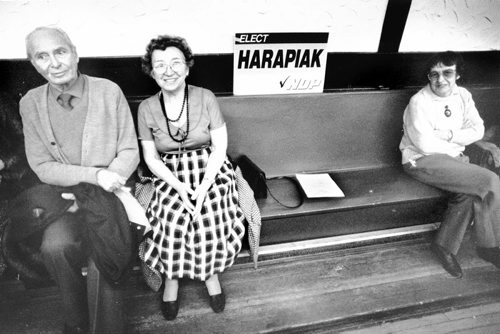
[465,140,500,173]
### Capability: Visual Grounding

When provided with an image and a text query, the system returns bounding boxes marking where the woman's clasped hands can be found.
[174,178,211,220]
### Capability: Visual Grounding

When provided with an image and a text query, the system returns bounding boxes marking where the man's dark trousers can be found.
[41,214,125,334]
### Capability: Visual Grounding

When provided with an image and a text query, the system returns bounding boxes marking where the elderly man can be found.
[400,51,500,279]
[20,26,139,333]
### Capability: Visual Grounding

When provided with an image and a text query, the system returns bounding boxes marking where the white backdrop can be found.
[400,0,500,52]
[0,0,499,59]
[1,0,385,58]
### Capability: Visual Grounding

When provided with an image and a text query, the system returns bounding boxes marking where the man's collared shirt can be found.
[47,74,89,165]
[49,73,85,109]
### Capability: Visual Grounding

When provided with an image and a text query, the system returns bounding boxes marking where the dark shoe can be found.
[431,243,463,278]
[208,289,226,313]
[160,298,179,321]
[477,247,500,268]
[63,324,88,334]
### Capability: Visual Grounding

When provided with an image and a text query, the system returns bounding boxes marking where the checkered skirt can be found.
[140,147,245,282]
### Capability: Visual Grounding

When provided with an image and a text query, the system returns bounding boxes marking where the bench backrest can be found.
[219,90,414,177]
[130,87,499,178]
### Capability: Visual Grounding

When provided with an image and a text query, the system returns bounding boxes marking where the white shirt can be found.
[400,84,484,164]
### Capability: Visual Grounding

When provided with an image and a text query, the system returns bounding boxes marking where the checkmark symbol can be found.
[280,76,290,88]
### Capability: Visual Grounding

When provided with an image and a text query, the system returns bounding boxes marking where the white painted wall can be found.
[0,0,499,60]
[400,0,500,52]
[0,0,388,59]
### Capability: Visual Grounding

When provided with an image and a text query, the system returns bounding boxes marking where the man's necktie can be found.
[57,93,74,110]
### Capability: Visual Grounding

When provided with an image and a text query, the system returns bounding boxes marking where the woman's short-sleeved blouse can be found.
[137,85,225,152]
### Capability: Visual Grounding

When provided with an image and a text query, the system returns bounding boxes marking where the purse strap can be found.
[266,176,304,209]
[232,154,304,209]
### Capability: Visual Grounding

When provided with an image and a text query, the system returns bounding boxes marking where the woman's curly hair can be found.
[426,51,465,77]
[141,35,194,75]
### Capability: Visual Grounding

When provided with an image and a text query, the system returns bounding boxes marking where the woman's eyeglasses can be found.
[428,70,456,81]
[153,61,186,74]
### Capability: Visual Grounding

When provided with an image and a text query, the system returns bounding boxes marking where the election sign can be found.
[234,32,329,95]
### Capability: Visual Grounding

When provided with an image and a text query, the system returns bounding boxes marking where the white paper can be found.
[295,173,345,198]
[114,187,150,230]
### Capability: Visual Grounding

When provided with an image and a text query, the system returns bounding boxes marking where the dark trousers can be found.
[404,154,500,254]
[40,214,125,334]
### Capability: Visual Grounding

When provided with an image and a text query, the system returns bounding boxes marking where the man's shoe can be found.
[431,243,463,278]
[160,298,179,321]
[477,247,500,268]
[208,289,226,313]
[63,324,88,334]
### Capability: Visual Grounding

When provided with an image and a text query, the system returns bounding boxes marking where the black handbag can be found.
[236,155,268,199]
[235,155,303,208]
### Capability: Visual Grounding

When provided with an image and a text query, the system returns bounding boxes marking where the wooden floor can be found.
[341,302,500,334]
[1,235,500,333]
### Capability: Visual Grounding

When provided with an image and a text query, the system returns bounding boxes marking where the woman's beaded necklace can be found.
[159,84,190,144]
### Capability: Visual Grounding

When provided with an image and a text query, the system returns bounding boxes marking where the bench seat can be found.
[256,166,448,245]
[128,87,499,247]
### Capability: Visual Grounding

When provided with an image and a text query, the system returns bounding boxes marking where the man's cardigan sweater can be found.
[19,75,139,186]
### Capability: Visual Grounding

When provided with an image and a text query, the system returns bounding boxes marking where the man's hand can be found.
[96,169,126,192]
[61,193,79,213]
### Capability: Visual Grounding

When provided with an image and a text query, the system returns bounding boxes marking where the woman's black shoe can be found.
[431,243,463,278]
[208,289,226,313]
[160,299,179,321]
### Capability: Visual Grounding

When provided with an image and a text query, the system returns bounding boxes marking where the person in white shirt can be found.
[400,51,500,278]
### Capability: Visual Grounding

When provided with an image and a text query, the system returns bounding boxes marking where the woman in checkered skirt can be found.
[137,35,245,320]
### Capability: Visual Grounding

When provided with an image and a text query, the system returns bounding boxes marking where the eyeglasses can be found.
[152,60,186,74]
[427,70,456,81]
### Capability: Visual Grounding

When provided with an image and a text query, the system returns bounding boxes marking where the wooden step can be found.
[1,235,500,333]
[256,167,447,246]
[240,222,440,262]
[339,300,500,334]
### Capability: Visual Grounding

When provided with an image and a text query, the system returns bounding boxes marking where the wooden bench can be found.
[129,87,499,249]
[213,87,498,247]
[2,86,500,333]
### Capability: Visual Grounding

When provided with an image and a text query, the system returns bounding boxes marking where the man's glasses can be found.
[153,60,186,74]
[427,70,456,81]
